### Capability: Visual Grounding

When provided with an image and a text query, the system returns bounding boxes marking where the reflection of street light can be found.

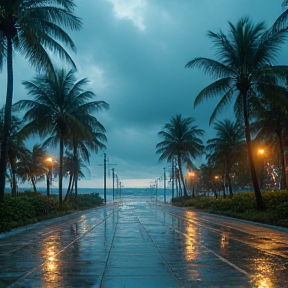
[46,157,54,197]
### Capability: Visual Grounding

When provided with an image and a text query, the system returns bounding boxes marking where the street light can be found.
[257,148,265,189]
[46,157,54,197]
[163,167,166,203]
[188,171,195,197]
[258,149,265,155]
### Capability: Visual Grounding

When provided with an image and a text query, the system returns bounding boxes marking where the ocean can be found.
[17,187,174,203]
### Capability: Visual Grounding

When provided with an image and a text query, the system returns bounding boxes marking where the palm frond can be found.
[185,57,236,79]
[194,77,234,108]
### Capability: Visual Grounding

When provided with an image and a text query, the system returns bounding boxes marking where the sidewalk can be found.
[1,198,288,287]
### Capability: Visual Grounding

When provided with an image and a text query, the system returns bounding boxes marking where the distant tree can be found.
[15,68,108,205]
[63,150,89,202]
[186,17,288,210]
[65,116,107,199]
[0,0,82,202]
[156,114,204,197]
[17,145,47,193]
[206,119,245,197]
[7,116,31,196]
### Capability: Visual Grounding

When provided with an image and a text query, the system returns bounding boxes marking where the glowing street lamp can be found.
[258,149,265,155]
[46,157,54,197]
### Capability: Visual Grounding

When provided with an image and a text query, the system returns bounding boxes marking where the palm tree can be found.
[206,119,245,197]
[63,150,90,201]
[15,67,109,205]
[66,116,107,198]
[185,17,288,210]
[0,0,82,202]
[156,114,204,197]
[6,116,31,196]
[17,144,48,193]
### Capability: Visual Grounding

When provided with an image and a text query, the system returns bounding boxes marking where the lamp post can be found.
[188,171,195,197]
[214,175,219,199]
[163,167,166,203]
[46,157,53,197]
[257,148,265,189]
[103,153,107,203]
[111,168,115,201]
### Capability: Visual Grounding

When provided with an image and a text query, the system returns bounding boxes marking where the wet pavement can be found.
[0,197,288,288]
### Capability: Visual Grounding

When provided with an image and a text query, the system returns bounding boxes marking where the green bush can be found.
[183,190,288,228]
[262,190,288,211]
[0,192,103,233]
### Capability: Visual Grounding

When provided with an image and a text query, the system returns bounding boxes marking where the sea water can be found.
[17,187,173,203]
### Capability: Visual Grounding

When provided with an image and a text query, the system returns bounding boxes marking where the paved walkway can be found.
[0,198,288,287]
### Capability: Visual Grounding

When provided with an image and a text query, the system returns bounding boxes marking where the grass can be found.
[173,190,288,228]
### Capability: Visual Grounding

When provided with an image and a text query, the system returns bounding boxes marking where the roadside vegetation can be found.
[172,190,288,228]
[0,192,103,233]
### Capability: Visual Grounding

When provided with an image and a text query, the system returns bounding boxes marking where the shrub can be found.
[0,192,103,233]
[182,190,288,228]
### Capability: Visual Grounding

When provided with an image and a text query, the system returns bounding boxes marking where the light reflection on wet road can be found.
[0,198,287,287]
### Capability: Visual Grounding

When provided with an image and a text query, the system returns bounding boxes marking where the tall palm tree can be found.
[15,67,109,205]
[206,119,245,196]
[156,114,204,197]
[0,0,82,202]
[186,17,288,210]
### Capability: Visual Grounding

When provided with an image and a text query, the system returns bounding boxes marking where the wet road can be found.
[0,198,288,288]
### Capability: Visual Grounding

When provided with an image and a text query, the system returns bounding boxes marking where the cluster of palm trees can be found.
[0,1,108,205]
[157,2,288,210]
[156,114,204,198]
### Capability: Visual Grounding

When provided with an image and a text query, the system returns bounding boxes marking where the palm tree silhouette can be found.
[156,114,204,197]
[0,0,82,202]
[15,67,108,205]
[186,17,288,210]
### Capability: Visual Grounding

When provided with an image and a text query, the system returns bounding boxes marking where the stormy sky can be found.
[0,0,286,188]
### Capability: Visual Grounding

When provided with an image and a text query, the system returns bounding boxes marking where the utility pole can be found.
[112,168,115,201]
[115,174,118,197]
[164,167,166,203]
[171,159,175,199]
[100,153,116,203]
[104,153,107,202]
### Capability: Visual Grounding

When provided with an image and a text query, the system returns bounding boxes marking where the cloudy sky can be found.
[0,0,286,189]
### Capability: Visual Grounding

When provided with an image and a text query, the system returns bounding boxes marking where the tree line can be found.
[156,2,288,210]
[0,1,108,205]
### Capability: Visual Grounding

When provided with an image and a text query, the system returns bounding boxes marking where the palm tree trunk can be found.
[64,174,73,202]
[227,171,233,197]
[175,169,179,197]
[46,173,50,196]
[12,171,17,197]
[75,174,78,196]
[0,37,13,202]
[59,136,64,206]
[277,130,286,189]
[243,92,264,210]
[178,155,188,197]
[31,177,37,193]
